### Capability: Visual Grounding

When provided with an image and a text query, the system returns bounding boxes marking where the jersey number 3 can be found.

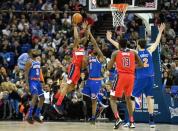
[122,57,130,67]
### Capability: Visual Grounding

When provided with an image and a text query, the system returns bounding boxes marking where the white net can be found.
[110,4,128,28]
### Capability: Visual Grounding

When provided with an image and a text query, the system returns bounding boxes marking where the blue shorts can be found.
[29,80,44,96]
[132,76,154,97]
[82,79,102,99]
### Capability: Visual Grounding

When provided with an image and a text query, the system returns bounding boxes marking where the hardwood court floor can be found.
[0,121,177,131]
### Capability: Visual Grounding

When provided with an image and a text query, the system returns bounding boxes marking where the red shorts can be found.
[110,73,135,97]
[67,63,81,85]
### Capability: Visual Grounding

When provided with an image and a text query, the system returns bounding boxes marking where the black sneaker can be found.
[33,116,43,123]
[113,118,122,129]
[149,121,156,128]
[26,116,34,124]
[53,104,63,115]
[90,117,96,125]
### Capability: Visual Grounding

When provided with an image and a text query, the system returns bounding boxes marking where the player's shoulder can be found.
[113,50,119,54]
[129,49,138,54]
[112,50,119,57]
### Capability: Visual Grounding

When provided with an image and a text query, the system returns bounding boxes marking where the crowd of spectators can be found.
[160,0,178,11]
[0,0,177,121]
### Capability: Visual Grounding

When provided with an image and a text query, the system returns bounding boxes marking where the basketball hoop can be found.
[110,4,128,28]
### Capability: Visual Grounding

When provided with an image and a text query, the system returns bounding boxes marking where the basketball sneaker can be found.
[90,117,96,125]
[149,121,156,128]
[123,122,130,127]
[33,115,43,123]
[26,116,34,124]
[53,104,63,115]
[113,118,122,129]
[129,122,136,128]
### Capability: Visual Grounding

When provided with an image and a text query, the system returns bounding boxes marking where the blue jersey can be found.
[88,56,102,78]
[136,49,154,79]
[17,53,30,70]
[109,68,117,81]
[29,60,41,79]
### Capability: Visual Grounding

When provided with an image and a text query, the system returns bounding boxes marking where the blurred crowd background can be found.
[0,0,177,121]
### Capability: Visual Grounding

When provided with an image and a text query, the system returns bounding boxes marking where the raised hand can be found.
[106,30,112,40]
[158,23,165,33]
[82,21,89,30]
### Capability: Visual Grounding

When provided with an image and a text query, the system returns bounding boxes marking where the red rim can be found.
[111,4,128,12]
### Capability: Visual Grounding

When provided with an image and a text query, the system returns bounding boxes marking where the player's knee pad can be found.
[130,96,135,101]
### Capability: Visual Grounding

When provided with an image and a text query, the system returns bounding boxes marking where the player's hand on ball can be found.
[82,21,88,30]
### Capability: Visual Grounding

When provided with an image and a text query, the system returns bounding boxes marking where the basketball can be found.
[72,13,83,24]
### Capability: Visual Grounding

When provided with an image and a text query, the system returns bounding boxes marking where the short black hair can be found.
[138,39,147,49]
[119,39,127,49]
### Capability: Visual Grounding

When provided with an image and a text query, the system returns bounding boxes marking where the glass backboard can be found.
[88,0,158,12]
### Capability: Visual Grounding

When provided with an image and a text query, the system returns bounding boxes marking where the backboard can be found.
[88,0,158,12]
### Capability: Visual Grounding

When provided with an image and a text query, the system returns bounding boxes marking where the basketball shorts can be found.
[132,76,154,97]
[29,80,43,96]
[82,79,102,99]
[67,63,81,85]
[110,73,135,97]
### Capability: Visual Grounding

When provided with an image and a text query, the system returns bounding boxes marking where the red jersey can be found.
[72,48,85,67]
[116,49,135,74]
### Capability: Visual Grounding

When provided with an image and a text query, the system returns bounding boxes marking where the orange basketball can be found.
[72,13,83,24]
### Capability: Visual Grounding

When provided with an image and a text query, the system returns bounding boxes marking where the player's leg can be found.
[145,77,155,128]
[110,76,123,129]
[27,81,38,124]
[131,78,146,112]
[55,64,79,107]
[55,83,75,106]
[90,80,102,124]
[53,83,75,114]
[124,74,135,128]
[125,96,135,128]
[34,82,45,123]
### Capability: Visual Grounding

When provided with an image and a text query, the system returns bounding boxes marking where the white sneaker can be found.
[129,122,136,128]
[113,119,123,129]
[123,122,130,127]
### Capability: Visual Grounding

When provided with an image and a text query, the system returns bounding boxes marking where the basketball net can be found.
[110,4,128,29]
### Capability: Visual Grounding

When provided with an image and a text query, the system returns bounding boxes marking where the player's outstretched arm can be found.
[80,21,90,46]
[106,31,119,49]
[107,51,117,70]
[147,23,165,53]
[88,26,105,62]
[73,24,80,50]
[24,61,32,88]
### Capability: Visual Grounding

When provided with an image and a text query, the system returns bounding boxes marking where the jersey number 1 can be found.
[36,69,40,76]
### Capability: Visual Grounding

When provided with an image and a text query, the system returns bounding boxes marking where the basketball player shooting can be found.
[53,20,89,114]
